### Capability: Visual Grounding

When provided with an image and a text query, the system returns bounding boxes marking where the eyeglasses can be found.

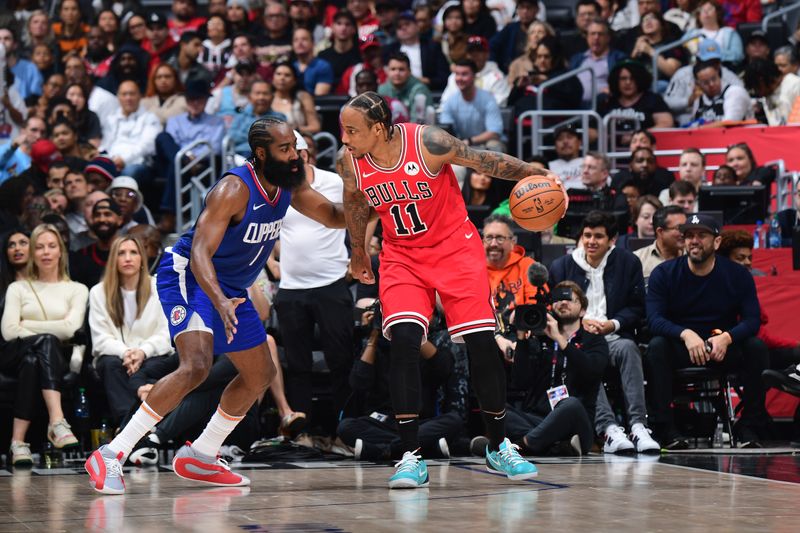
[483,235,511,244]
[112,190,137,200]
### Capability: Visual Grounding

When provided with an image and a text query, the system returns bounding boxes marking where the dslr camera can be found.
[513,286,573,335]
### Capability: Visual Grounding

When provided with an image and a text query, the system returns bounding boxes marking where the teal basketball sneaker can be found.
[486,438,538,480]
[389,450,429,489]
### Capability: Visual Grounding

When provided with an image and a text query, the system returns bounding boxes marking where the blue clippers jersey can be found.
[170,162,291,293]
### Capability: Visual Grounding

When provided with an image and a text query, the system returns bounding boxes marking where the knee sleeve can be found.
[389,322,423,416]
[464,331,506,413]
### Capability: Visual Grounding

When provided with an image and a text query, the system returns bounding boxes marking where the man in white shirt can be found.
[441,36,510,106]
[272,132,354,432]
[548,125,584,190]
[100,80,162,187]
[692,59,752,125]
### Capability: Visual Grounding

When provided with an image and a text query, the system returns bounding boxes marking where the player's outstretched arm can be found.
[190,175,250,343]
[336,147,376,284]
[290,180,347,228]
[421,125,557,182]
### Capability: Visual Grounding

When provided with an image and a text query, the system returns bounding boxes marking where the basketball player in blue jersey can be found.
[85,118,346,494]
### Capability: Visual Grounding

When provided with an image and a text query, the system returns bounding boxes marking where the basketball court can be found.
[2,451,799,532]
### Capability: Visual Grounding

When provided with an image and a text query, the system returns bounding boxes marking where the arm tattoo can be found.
[422,125,547,181]
[336,150,371,252]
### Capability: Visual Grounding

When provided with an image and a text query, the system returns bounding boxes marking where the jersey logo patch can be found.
[253,203,267,210]
[405,161,420,176]
[170,305,187,326]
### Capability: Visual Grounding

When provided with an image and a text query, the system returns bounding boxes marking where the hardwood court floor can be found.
[1,454,800,532]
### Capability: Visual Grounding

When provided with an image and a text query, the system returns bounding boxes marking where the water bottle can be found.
[753,220,763,249]
[75,387,90,450]
[768,217,781,248]
[99,419,112,446]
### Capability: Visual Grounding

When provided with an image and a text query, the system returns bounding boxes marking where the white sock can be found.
[108,402,162,460]
[191,406,243,458]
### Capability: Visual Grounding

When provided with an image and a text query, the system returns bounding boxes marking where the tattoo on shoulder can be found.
[422,126,456,156]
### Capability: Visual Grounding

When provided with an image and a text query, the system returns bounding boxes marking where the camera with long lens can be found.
[513,286,573,335]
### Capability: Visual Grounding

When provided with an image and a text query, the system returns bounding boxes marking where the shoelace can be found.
[497,443,526,468]
[215,457,232,471]
[394,450,422,473]
[105,456,124,478]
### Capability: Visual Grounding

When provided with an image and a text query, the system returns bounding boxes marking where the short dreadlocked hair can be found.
[248,116,287,155]
[346,91,394,139]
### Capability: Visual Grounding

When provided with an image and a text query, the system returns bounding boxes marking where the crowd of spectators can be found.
[1,0,800,466]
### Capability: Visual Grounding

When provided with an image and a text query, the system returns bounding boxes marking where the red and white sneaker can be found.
[172,442,250,487]
[85,445,126,495]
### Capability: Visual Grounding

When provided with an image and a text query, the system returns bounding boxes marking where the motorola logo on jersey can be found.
[363,180,433,207]
[243,220,283,244]
[405,161,420,176]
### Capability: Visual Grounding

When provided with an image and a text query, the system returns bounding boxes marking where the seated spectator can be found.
[550,211,659,454]
[378,53,432,124]
[291,27,334,96]
[629,11,687,88]
[776,187,800,247]
[108,176,155,229]
[141,63,188,128]
[84,26,114,80]
[0,116,46,184]
[206,62,258,129]
[508,36,584,113]
[442,36,510,107]
[69,198,123,289]
[664,0,698,32]
[47,161,69,191]
[270,61,321,135]
[383,10,450,92]
[617,194,662,250]
[559,1,599,61]
[570,152,628,212]
[0,177,34,233]
[354,70,410,124]
[288,0,325,44]
[30,43,58,81]
[570,18,627,106]
[255,1,293,64]
[508,20,556,88]
[127,224,163,273]
[725,143,774,186]
[123,12,148,48]
[691,0,743,66]
[712,164,737,185]
[439,4,469,64]
[89,235,172,427]
[634,205,687,286]
[142,13,178,68]
[100,80,162,187]
[84,156,118,192]
[52,0,89,55]
[667,180,698,213]
[21,139,63,195]
[744,59,800,126]
[462,170,504,208]
[490,0,539,73]
[658,148,706,206]
[548,125,584,191]
[0,228,30,295]
[63,170,92,250]
[167,31,213,87]
[774,46,800,77]
[96,43,150,95]
[319,9,363,86]
[598,60,674,134]
[230,80,286,156]
[612,147,675,196]
[32,73,65,124]
[44,189,68,215]
[338,34,388,97]
[51,119,98,161]
[646,213,770,448]
[348,0,380,40]
[167,0,207,42]
[619,178,643,222]
[0,26,43,101]
[463,0,497,39]
[615,0,682,53]
[64,84,102,148]
[743,30,771,66]
[199,14,232,80]
[1,224,88,464]
[44,97,77,133]
[63,53,120,121]
[439,60,506,152]
[222,33,273,84]
[21,9,58,59]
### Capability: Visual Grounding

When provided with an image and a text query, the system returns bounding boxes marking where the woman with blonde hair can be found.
[0,224,89,465]
[89,236,172,427]
[508,20,556,87]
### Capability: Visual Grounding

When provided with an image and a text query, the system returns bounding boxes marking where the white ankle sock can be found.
[191,406,243,458]
[108,402,162,460]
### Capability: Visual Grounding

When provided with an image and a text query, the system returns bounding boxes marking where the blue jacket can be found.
[568,48,627,73]
[383,37,451,91]
[549,248,646,338]
[489,21,523,74]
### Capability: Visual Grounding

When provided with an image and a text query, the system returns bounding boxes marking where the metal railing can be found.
[602,111,642,167]
[174,140,216,234]
[537,66,598,111]
[651,31,701,92]
[763,1,800,33]
[313,131,339,171]
[515,109,603,158]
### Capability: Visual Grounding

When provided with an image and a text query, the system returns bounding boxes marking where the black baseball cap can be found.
[680,213,721,236]
[93,198,122,216]
[185,79,212,100]
[554,124,580,140]
[147,13,167,29]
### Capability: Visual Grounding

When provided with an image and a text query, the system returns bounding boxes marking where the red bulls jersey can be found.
[352,123,468,248]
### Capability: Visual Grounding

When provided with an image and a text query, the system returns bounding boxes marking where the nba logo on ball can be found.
[405,161,419,176]
[170,305,187,326]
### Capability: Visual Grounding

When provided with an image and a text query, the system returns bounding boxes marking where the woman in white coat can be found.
[89,235,172,426]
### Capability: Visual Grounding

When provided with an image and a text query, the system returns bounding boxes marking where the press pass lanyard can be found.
[550,333,576,387]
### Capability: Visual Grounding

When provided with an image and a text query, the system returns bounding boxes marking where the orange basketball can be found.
[509,176,568,232]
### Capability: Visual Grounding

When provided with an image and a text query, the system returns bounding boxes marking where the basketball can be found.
[509,176,568,231]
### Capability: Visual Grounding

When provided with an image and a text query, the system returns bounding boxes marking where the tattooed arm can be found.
[421,125,558,182]
[337,147,376,284]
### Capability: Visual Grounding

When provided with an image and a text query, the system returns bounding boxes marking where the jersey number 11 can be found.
[389,203,428,236]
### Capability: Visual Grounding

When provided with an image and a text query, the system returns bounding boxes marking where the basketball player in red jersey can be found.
[338,92,564,488]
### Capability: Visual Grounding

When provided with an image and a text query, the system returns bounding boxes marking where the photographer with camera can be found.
[500,281,609,456]
[550,211,660,454]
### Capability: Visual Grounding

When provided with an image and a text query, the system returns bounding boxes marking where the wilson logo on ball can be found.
[509,176,567,232]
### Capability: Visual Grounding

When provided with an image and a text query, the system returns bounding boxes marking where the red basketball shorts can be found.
[379,219,497,342]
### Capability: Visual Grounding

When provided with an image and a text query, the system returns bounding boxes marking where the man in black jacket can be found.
[382,10,449,91]
[550,211,660,454]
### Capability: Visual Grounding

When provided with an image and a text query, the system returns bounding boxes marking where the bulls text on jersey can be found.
[243,220,283,244]
[362,180,433,208]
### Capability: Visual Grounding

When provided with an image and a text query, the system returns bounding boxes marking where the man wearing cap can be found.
[319,9,363,84]
[382,10,450,92]
[143,13,178,66]
[0,116,46,185]
[85,156,119,192]
[549,126,585,190]
[109,176,155,230]
[692,57,752,125]
[441,35,510,106]
[744,30,771,65]
[70,198,124,288]
[490,0,540,73]
[378,52,431,123]
[664,38,742,126]
[20,138,63,193]
[646,213,770,448]
[338,34,388,97]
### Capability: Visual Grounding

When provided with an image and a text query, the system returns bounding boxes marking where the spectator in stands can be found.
[84,156,118,193]
[64,84,102,148]
[776,188,800,247]
[0,26,42,101]
[667,180,698,213]
[44,97,76,133]
[199,14,232,79]
[101,80,161,188]
[509,36,584,114]
[550,211,658,454]
[141,63,188,127]
[30,43,57,81]
[347,0,380,40]
[664,0,698,32]
[230,80,285,155]
[1,224,88,464]
[1,228,29,297]
[167,31,213,86]
[168,0,206,42]
[548,126,584,190]
[32,73,64,122]
[21,9,56,58]
[744,58,800,126]
[634,205,686,286]
[52,0,89,54]
[354,70,410,124]
[463,0,497,39]
[439,4,469,65]
[44,189,68,215]
[63,53,120,121]
[616,0,682,54]
[693,0,743,65]
[617,194,662,250]
[51,119,98,162]
[774,46,800,77]
[269,61,321,135]
[0,116,45,184]
[661,148,706,205]
[89,235,172,426]
[122,13,148,48]
[319,9,362,86]
[570,18,627,106]
[142,13,178,67]
[442,36,510,107]
[47,161,69,191]
[383,10,450,92]
[713,164,737,185]
[96,9,120,49]
[725,142,774,186]
[292,27,334,96]
[256,0,293,64]
[84,26,114,80]
[646,213,770,448]
[508,20,556,87]
[414,4,434,41]
[70,198,123,288]
[227,0,253,34]
[372,0,400,48]
[108,176,154,229]
[490,0,539,73]
[96,43,150,94]
[440,59,506,152]
[600,60,674,134]
[743,30,771,65]
[338,34,388,97]
[0,68,28,140]
[629,11,687,86]
[575,152,628,211]
[206,62,257,128]
[223,34,271,83]
[378,53,431,124]
[289,0,324,44]
[614,146,674,196]
[462,170,503,208]
[127,224,163,273]
[63,169,91,248]
[0,176,34,233]
[560,0,600,60]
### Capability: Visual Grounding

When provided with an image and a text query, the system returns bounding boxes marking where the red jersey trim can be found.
[365,123,407,172]
[247,161,281,206]
[414,125,439,179]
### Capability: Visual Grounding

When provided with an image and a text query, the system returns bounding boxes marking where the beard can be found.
[688,246,714,264]
[91,222,119,241]
[258,152,306,190]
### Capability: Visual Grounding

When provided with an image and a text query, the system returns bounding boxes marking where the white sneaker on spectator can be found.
[630,423,661,454]
[603,424,635,454]
[438,437,450,459]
